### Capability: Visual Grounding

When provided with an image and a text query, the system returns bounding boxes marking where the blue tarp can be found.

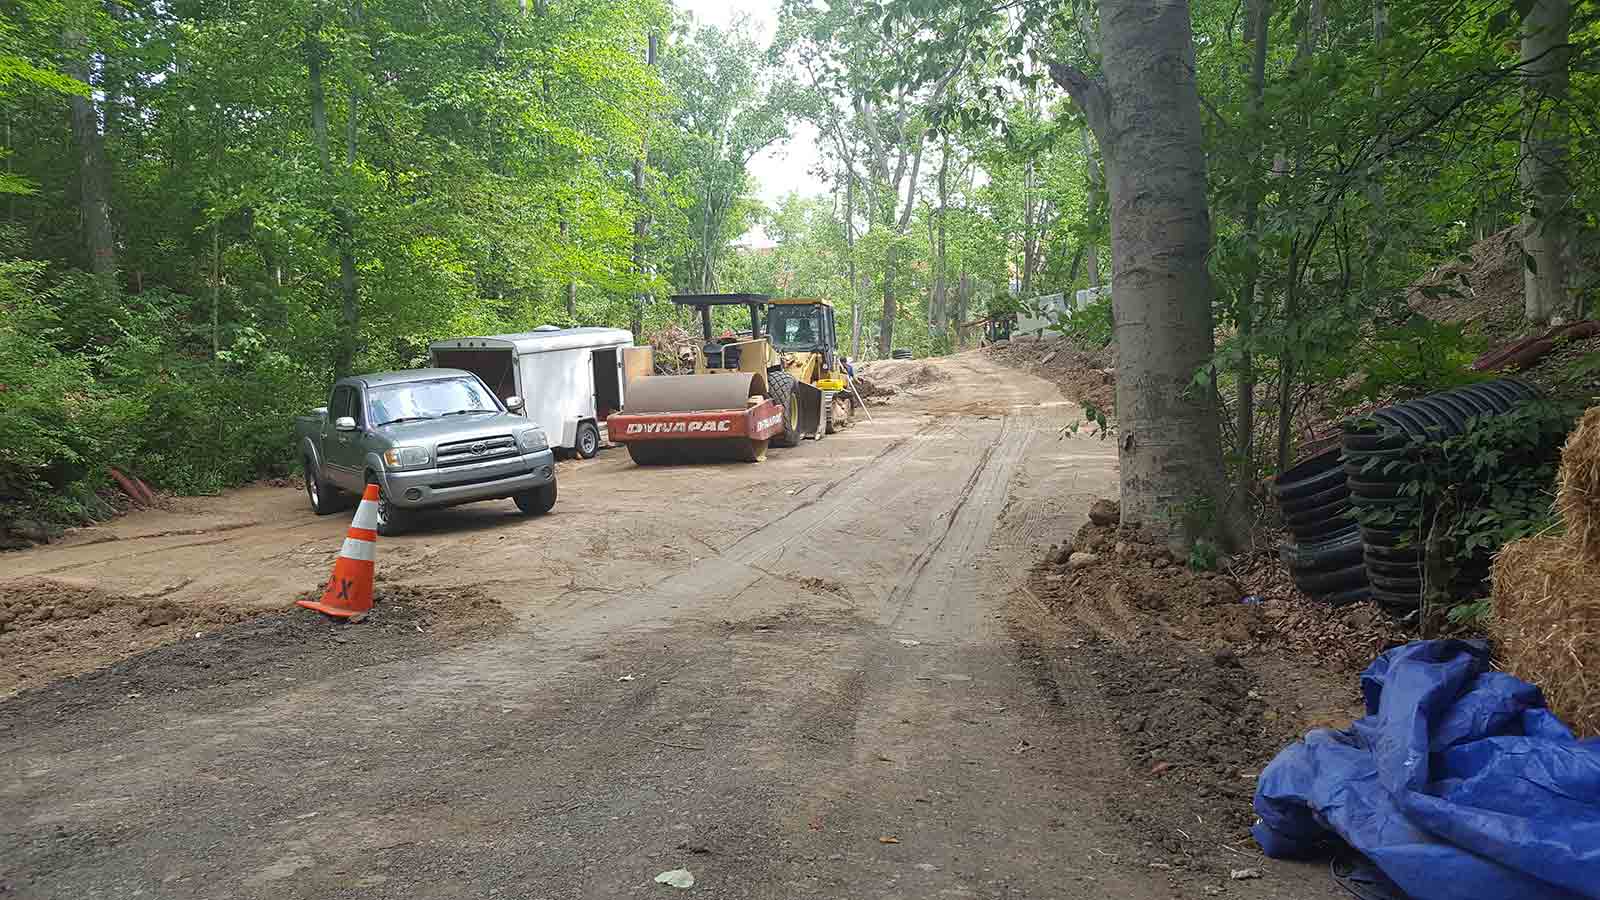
[1253,640,1600,900]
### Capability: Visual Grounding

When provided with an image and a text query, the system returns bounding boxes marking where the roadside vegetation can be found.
[2,0,1597,562]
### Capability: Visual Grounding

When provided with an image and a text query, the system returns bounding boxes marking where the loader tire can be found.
[768,372,801,448]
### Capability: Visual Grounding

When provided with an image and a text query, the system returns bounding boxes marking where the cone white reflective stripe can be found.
[340,537,376,562]
[350,497,380,530]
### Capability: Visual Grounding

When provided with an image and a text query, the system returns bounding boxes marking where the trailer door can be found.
[430,346,522,413]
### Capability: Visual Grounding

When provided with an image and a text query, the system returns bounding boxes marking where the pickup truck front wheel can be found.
[514,480,557,516]
[306,459,343,516]
[372,483,412,536]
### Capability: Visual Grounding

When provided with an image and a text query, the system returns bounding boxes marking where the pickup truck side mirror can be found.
[335,416,358,432]
[505,395,525,412]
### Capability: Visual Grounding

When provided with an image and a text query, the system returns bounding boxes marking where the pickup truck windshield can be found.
[369,377,499,427]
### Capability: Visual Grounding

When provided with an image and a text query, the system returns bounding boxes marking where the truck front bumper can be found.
[380,449,557,510]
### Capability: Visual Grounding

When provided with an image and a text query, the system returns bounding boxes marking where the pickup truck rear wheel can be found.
[514,480,557,515]
[306,458,342,515]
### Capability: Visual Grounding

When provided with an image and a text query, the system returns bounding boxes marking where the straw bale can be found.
[1491,536,1600,738]
[1556,407,1600,563]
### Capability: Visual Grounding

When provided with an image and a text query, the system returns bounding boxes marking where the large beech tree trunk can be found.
[1052,0,1232,546]
[1519,0,1571,325]
[64,29,116,283]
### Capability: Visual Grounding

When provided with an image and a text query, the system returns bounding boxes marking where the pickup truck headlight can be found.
[382,446,432,469]
[516,428,548,453]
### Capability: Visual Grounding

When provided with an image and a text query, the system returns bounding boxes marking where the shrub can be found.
[1047,293,1114,348]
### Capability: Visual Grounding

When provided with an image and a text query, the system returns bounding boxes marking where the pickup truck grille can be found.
[436,434,518,468]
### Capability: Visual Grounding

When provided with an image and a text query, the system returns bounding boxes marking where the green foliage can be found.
[0,262,114,501]
[0,257,320,516]
[1446,599,1492,628]
[0,0,739,523]
[1188,539,1221,573]
[1047,294,1113,348]
[4,0,1597,556]
[1341,320,1488,406]
[659,16,790,293]
[1064,401,1114,440]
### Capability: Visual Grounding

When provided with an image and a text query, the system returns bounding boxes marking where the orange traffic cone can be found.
[298,483,379,619]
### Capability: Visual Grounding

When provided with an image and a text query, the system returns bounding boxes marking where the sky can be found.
[673,0,828,213]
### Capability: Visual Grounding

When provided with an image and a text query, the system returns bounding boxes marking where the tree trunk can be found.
[879,242,897,356]
[211,222,221,357]
[308,19,331,175]
[877,138,926,356]
[308,9,362,379]
[1276,238,1301,472]
[1080,128,1102,287]
[337,88,360,379]
[956,271,971,342]
[64,29,117,283]
[632,32,659,338]
[1235,0,1269,482]
[1519,0,1571,325]
[1365,0,1387,291]
[1056,0,1231,546]
[933,139,949,336]
[1021,159,1044,299]
[560,217,576,318]
[846,173,862,359]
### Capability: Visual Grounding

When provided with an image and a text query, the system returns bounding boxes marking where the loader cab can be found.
[768,301,832,353]
[767,298,840,380]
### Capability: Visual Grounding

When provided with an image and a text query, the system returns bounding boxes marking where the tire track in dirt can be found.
[717,418,954,562]
[590,419,962,623]
[883,411,1036,636]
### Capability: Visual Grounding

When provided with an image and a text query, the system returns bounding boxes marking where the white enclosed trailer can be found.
[428,326,634,459]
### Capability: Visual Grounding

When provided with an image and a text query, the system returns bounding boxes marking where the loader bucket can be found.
[793,381,824,439]
[608,373,787,465]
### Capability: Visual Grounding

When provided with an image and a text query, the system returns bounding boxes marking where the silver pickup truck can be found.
[294,368,557,534]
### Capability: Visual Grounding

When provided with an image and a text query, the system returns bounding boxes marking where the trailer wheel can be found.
[768,372,801,448]
[575,421,601,459]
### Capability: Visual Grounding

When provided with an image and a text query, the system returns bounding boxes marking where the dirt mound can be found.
[1091,643,1293,858]
[0,580,258,696]
[984,335,1115,412]
[1044,520,1259,640]
[1408,228,1600,398]
[1018,505,1401,872]
[1409,228,1526,340]
[1044,518,1410,672]
[852,359,948,400]
[0,579,508,699]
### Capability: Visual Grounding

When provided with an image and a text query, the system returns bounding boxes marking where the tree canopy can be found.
[3,0,1597,545]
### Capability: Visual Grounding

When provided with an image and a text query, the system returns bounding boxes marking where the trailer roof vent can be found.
[532,324,560,332]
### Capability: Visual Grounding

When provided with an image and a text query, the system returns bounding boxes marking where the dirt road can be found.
[0,353,1337,899]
